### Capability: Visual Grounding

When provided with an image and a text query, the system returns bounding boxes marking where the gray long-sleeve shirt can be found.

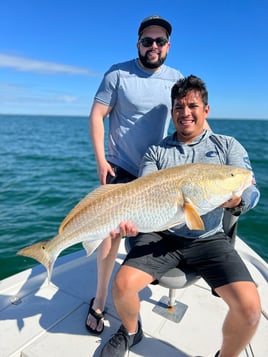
[139,130,260,239]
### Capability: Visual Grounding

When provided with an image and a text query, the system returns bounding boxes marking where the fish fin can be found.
[17,240,57,283]
[82,239,103,257]
[183,198,205,230]
[59,184,125,233]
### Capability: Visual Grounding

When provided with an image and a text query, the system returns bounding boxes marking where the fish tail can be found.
[17,240,55,283]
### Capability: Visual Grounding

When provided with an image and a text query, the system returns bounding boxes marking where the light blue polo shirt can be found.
[94,59,183,176]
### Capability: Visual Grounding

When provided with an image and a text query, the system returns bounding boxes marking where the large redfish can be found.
[17,163,252,282]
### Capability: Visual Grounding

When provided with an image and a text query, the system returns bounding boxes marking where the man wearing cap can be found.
[87,15,209,335]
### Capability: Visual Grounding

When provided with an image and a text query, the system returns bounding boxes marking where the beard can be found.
[138,50,167,69]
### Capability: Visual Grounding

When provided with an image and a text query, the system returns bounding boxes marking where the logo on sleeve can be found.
[206,151,218,157]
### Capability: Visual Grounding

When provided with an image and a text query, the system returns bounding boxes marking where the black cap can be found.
[138,15,172,37]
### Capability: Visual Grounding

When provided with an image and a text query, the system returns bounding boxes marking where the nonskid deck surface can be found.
[0,238,268,357]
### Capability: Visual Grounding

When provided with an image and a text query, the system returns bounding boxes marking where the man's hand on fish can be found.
[109,221,138,239]
[220,196,242,209]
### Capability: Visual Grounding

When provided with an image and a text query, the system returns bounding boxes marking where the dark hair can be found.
[171,75,208,109]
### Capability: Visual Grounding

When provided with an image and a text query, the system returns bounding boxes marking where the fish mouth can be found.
[232,176,252,197]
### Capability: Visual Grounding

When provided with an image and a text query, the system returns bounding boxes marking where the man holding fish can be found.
[99,75,261,357]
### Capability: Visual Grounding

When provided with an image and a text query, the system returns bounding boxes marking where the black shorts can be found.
[106,162,137,184]
[123,231,254,290]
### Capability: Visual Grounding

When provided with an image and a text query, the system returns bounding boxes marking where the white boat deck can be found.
[1,238,268,357]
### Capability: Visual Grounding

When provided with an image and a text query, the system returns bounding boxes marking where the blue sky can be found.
[1,0,267,119]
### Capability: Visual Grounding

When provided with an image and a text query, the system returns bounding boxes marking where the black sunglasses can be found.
[139,37,169,48]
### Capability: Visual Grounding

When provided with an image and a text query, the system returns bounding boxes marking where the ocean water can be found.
[0,115,267,280]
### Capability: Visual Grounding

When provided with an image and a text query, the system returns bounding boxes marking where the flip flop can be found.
[85,297,105,335]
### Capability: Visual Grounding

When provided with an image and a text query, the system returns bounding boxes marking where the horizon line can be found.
[0,113,268,121]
